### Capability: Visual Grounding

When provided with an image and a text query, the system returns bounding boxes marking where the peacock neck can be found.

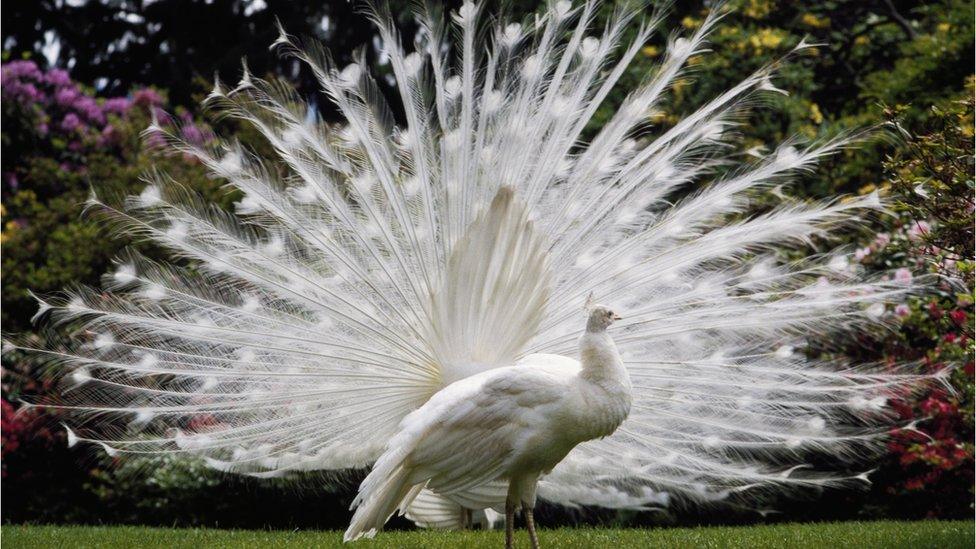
[578,330,631,392]
[576,329,632,439]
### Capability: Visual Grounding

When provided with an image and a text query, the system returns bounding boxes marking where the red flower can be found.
[949,309,967,326]
[904,478,925,490]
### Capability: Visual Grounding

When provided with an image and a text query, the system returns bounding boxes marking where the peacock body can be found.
[16,0,943,542]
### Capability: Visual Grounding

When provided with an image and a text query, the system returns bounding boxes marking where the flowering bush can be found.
[1,59,225,523]
[850,91,974,518]
[1,398,57,478]
[1,60,211,193]
[1,59,219,332]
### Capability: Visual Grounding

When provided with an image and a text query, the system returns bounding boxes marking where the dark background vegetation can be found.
[2,0,973,530]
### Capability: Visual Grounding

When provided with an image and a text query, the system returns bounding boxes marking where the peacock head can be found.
[586,304,623,333]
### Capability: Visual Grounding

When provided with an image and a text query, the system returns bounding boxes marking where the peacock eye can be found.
[606,311,613,318]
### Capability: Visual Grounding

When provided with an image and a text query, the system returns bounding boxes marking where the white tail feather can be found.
[344,460,416,541]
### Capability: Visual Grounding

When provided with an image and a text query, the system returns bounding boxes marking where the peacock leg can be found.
[524,505,540,549]
[505,499,515,549]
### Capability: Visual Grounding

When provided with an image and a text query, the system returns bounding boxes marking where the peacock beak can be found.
[612,313,623,321]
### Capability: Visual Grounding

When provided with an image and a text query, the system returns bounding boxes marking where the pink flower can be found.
[895,304,911,317]
[874,232,891,248]
[908,220,931,240]
[894,268,913,285]
[855,247,871,261]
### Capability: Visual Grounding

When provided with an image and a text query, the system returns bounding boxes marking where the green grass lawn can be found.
[3,521,972,548]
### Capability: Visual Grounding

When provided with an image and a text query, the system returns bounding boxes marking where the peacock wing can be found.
[399,367,567,496]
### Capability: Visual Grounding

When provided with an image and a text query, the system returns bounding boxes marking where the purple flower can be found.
[23,83,42,102]
[60,113,82,132]
[45,68,72,87]
[151,106,172,125]
[181,123,205,146]
[37,122,49,136]
[72,96,105,125]
[144,129,167,149]
[133,88,163,108]
[98,124,120,146]
[894,268,913,285]
[2,60,42,81]
[3,172,19,191]
[103,97,131,115]
[55,86,81,107]
[1,81,42,103]
[894,304,911,318]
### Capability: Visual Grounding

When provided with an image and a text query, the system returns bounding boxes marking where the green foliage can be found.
[592,0,975,197]
[3,521,975,549]
[83,455,223,518]
[1,92,225,334]
[885,86,975,279]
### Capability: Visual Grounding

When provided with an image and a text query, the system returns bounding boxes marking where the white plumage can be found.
[16,0,944,545]
[346,301,630,543]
